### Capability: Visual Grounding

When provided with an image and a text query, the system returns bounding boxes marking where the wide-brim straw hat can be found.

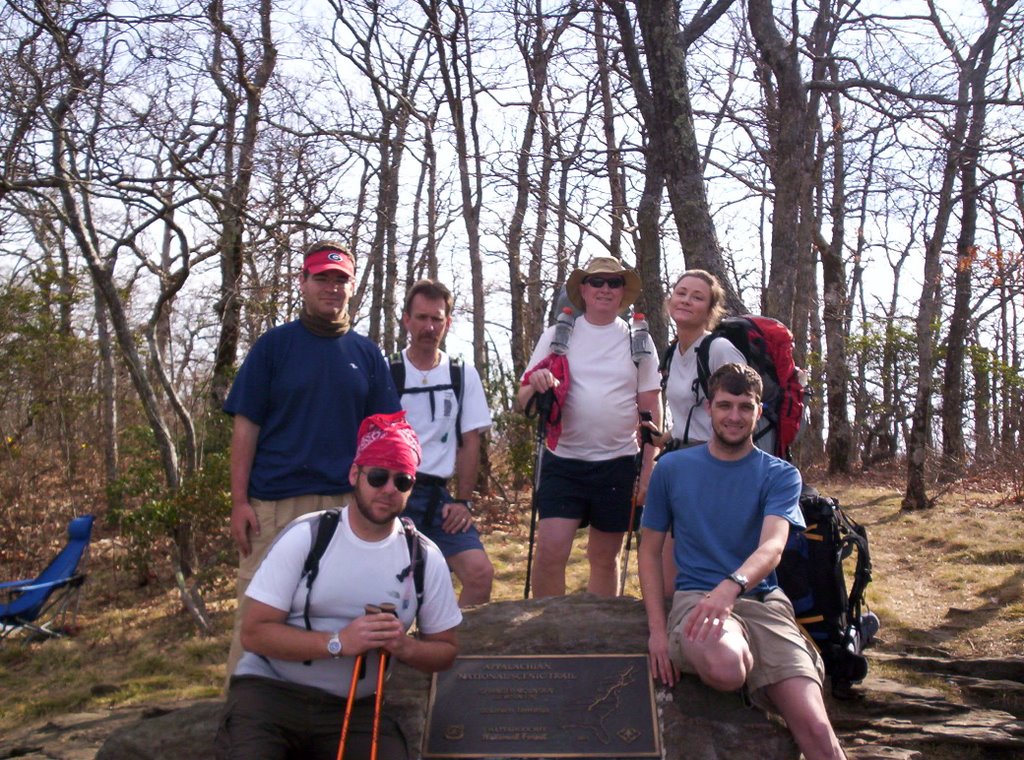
[565,256,642,311]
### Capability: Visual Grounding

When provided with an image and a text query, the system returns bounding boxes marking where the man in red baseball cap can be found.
[299,240,357,326]
[222,238,401,680]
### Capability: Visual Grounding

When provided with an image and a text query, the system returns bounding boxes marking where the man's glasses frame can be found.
[361,467,416,493]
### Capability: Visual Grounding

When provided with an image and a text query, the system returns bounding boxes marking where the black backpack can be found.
[389,352,465,447]
[298,510,427,664]
[775,486,878,697]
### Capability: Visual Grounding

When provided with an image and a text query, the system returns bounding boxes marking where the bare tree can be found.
[417,0,488,372]
[611,0,744,327]
[904,0,1018,511]
[207,0,278,408]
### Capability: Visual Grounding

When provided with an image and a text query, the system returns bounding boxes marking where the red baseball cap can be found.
[303,239,355,277]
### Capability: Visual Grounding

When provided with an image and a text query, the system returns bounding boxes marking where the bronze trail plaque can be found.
[422,654,660,758]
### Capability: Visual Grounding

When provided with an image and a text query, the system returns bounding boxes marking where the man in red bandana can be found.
[218,412,462,760]
[222,238,401,679]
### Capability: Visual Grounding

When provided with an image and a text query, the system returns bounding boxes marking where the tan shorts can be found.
[666,588,825,697]
[238,494,349,594]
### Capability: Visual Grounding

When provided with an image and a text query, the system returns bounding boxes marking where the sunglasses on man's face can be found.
[363,467,416,493]
[583,276,625,289]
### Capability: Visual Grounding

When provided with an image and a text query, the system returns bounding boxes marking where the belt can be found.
[415,473,448,487]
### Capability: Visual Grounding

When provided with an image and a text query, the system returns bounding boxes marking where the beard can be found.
[352,483,404,527]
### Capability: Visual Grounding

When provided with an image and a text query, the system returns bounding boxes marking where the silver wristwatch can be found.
[327,631,343,658]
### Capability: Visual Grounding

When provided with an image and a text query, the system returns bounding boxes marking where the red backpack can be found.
[660,315,806,459]
[700,315,805,459]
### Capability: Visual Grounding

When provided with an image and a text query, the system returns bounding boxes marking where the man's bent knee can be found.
[451,551,493,605]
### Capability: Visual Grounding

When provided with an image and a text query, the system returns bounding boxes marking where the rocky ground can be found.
[2,596,1023,760]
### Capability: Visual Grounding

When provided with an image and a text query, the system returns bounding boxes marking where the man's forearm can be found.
[732,516,789,589]
[454,430,482,500]
[638,533,668,630]
[391,630,458,673]
[230,415,260,506]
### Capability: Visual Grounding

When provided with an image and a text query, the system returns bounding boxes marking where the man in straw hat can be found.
[217,411,462,760]
[518,256,661,597]
[222,239,401,679]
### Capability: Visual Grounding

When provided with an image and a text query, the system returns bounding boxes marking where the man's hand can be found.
[648,628,679,686]
[231,502,260,557]
[683,584,739,643]
[527,368,560,393]
[345,610,405,656]
[441,501,473,534]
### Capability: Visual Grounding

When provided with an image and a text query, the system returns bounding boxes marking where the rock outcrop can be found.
[2,595,1022,759]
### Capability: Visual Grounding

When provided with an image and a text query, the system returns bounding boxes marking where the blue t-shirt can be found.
[223,321,401,500]
[643,445,804,594]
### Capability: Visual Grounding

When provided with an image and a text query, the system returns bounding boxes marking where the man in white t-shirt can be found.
[216,412,462,760]
[393,280,494,606]
[519,257,662,597]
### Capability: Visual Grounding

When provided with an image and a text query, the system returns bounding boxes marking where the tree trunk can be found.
[748,0,817,339]
[626,0,745,315]
[208,0,278,409]
[940,32,996,477]
[904,0,1011,510]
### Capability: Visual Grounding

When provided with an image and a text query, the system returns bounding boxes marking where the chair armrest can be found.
[3,576,80,594]
[0,578,33,591]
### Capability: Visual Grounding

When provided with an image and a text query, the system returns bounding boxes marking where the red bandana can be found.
[353,411,421,476]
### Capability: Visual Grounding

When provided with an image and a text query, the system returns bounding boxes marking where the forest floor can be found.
[1,460,1022,733]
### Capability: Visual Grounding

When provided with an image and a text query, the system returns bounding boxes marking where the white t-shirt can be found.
[235,507,462,698]
[397,350,492,479]
[666,334,745,442]
[523,316,661,461]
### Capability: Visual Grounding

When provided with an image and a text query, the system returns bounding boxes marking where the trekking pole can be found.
[370,603,397,760]
[523,389,554,599]
[619,411,655,596]
[337,604,381,760]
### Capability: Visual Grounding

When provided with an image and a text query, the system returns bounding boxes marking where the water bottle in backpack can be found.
[631,312,652,365]
[551,307,575,356]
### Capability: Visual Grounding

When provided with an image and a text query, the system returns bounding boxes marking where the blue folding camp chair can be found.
[0,514,94,642]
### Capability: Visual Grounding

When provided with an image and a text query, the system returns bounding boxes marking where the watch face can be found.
[328,636,342,656]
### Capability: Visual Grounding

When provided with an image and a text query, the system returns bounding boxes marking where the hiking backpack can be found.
[659,315,806,459]
[390,352,465,447]
[298,510,427,663]
[775,486,878,697]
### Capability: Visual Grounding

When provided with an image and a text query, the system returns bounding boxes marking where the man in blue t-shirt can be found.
[640,363,845,760]
[221,239,400,678]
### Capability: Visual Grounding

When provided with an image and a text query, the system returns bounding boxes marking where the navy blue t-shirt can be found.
[223,321,401,500]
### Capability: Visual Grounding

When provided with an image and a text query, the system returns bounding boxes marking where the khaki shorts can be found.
[667,588,824,699]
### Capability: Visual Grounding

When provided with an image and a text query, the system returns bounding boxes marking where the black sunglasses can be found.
[583,275,625,289]
[363,467,416,493]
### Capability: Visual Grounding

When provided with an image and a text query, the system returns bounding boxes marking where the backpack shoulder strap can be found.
[389,351,406,397]
[397,516,427,623]
[449,356,465,448]
[658,339,677,394]
[693,333,715,401]
[298,508,341,664]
